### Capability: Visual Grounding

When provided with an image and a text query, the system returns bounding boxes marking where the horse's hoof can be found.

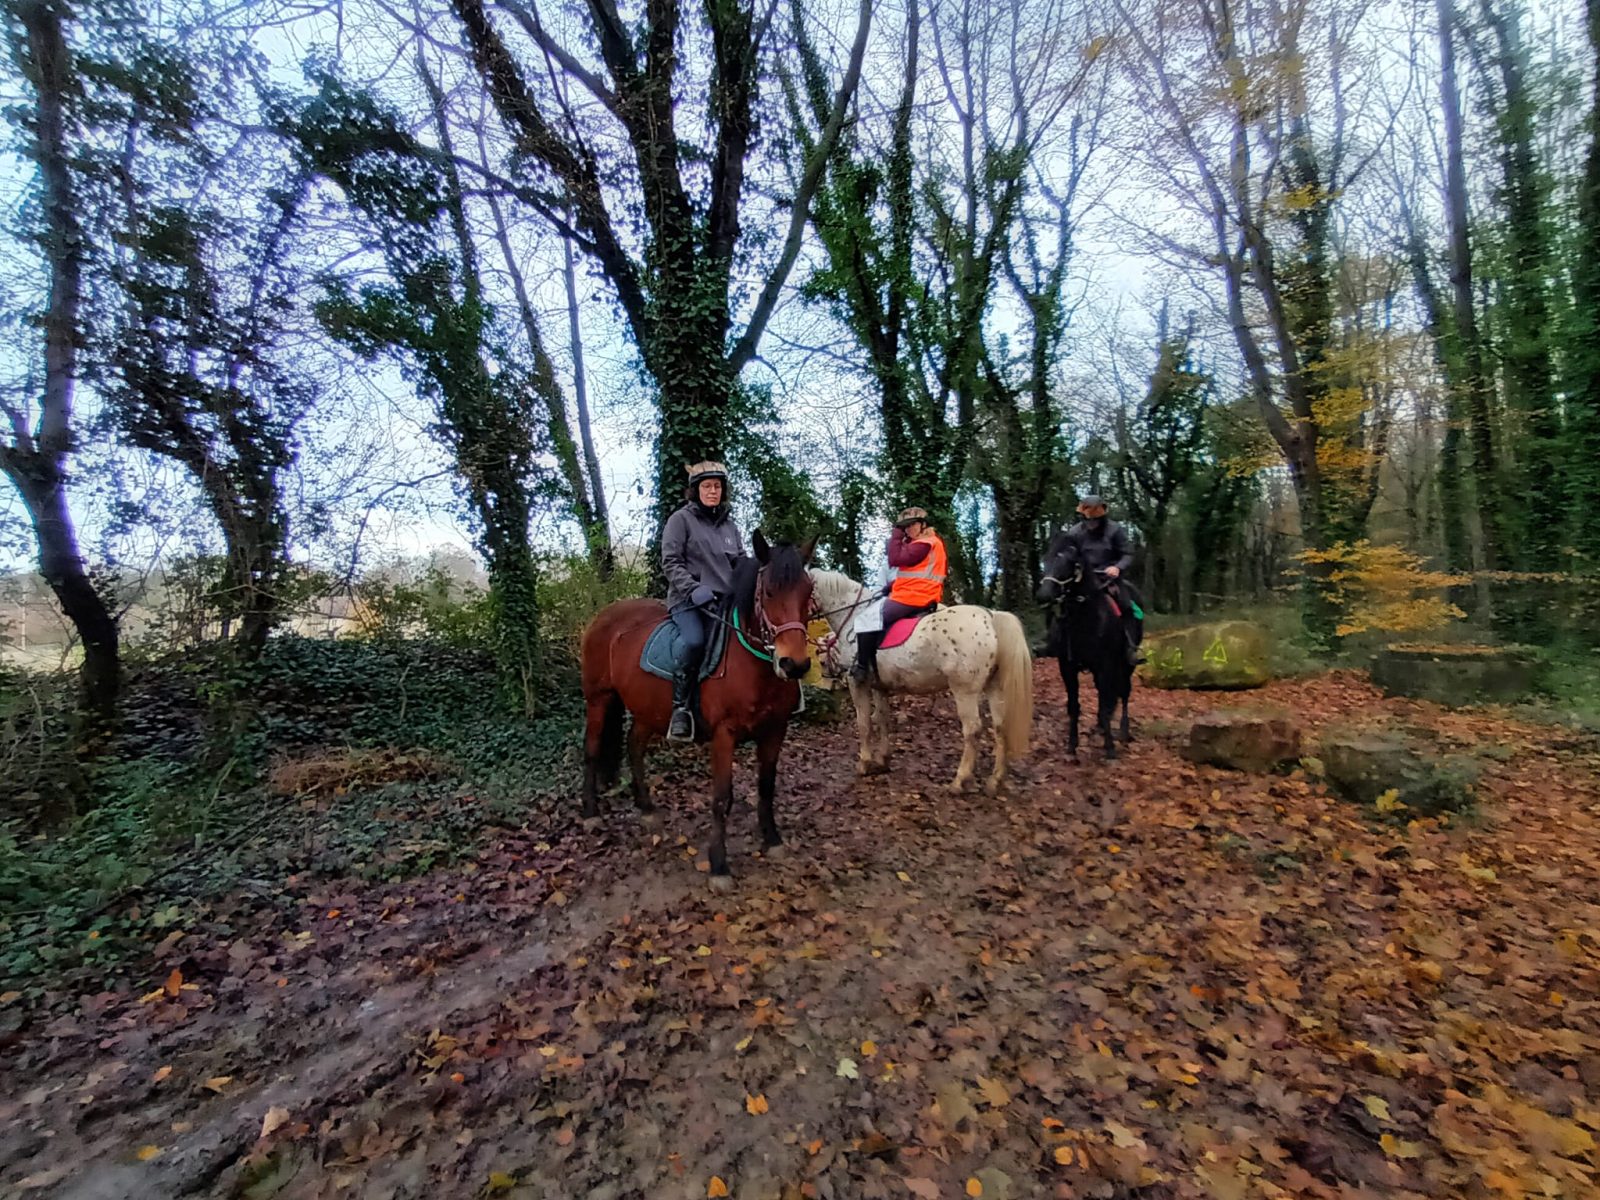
[764,843,787,861]
[858,760,888,778]
[984,777,1002,798]
[707,873,734,894]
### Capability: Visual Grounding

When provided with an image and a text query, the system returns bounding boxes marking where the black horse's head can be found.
[751,529,818,680]
[1036,537,1083,604]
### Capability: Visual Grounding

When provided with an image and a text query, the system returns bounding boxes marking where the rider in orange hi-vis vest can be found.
[851,507,947,684]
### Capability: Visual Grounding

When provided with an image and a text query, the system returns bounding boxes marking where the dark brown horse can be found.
[579,532,816,889]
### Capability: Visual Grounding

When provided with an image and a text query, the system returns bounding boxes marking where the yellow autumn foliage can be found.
[1299,541,1469,638]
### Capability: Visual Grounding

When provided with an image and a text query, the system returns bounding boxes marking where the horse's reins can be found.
[807,581,882,675]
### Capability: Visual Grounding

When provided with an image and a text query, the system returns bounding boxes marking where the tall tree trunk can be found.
[563,226,612,576]
[1478,0,1561,566]
[1438,0,1508,571]
[1399,201,1470,571]
[2,0,118,724]
[1569,0,1600,567]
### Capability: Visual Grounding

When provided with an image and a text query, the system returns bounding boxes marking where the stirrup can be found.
[668,707,695,741]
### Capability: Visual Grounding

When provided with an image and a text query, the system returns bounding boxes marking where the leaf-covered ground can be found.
[3,667,1600,1199]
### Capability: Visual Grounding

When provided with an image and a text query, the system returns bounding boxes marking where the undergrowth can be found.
[0,635,581,1003]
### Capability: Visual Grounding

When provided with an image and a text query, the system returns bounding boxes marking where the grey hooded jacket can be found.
[661,502,745,608]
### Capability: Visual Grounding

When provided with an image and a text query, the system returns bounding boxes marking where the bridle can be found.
[805,579,877,675]
[699,564,812,663]
[755,568,811,646]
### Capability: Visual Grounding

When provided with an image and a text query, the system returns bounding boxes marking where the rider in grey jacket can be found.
[660,461,745,740]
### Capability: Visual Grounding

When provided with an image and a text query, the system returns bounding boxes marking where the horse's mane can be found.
[762,542,810,592]
[730,541,811,624]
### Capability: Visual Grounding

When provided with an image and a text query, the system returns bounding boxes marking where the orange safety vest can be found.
[889,531,948,607]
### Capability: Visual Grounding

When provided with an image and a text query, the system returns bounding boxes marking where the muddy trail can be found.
[4,667,1600,1199]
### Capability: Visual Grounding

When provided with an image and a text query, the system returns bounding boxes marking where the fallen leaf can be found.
[746,1093,769,1115]
[708,1177,730,1198]
[135,1145,161,1162]
[1103,1120,1144,1148]
[905,1180,940,1199]
[1380,1133,1422,1159]
[1,990,23,1004]
[261,1106,290,1138]
[203,1076,233,1093]
[966,1178,983,1197]
[860,1039,878,1058]
[837,1057,859,1079]
[163,968,182,998]
[1054,1145,1075,1166]
[152,1066,172,1084]
[486,1172,517,1194]
[1363,1095,1391,1122]
[556,1127,575,1147]
[976,1075,1010,1108]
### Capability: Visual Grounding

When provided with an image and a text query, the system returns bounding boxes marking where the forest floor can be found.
[3,666,1600,1200]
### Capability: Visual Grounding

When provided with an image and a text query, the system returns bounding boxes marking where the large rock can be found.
[1140,621,1273,690]
[1316,731,1479,816]
[1370,643,1539,708]
[1185,712,1302,772]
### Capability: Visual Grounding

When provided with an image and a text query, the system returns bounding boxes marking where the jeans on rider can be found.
[852,598,935,683]
[668,604,708,740]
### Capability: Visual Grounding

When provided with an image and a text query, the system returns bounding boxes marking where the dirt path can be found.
[4,667,1600,1199]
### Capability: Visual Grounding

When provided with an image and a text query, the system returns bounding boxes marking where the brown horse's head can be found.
[751,530,817,680]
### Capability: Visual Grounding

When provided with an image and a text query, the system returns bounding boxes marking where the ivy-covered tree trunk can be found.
[288,70,544,710]
[1567,0,1600,568]
[1,0,119,724]
[450,0,870,545]
[1477,0,1562,568]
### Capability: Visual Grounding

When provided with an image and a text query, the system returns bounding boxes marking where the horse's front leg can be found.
[873,689,895,770]
[707,727,737,891]
[949,689,983,792]
[850,679,886,776]
[755,723,787,857]
[1095,667,1118,760]
[1059,657,1080,759]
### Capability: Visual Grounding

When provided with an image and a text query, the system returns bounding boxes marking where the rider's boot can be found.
[668,672,698,741]
[850,631,881,685]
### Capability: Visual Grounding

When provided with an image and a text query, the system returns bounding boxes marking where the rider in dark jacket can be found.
[1051,495,1142,665]
[660,461,745,740]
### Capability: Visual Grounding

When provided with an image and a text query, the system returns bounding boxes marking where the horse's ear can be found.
[752,528,771,564]
[799,535,818,565]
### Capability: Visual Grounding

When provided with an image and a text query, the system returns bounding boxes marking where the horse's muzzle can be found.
[1035,583,1057,604]
[778,655,811,680]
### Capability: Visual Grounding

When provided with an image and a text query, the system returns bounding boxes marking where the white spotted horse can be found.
[807,569,1033,795]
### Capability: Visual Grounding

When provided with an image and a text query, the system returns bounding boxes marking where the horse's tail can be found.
[594,692,626,792]
[990,610,1034,757]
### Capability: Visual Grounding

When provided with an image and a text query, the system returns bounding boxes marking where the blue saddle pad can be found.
[639,606,732,682]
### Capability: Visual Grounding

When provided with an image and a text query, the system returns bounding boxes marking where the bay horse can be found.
[1036,535,1139,759]
[807,569,1033,795]
[579,531,816,890]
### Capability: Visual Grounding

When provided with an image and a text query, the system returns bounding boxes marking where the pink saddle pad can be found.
[880,616,924,650]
